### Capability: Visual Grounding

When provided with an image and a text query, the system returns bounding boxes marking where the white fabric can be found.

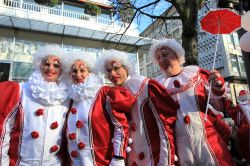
[124,75,170,166]
[28,71,68,105]
[109,158,125,166]
[0,77,69,166]
[68,74,103,103]
[157,66,216,166]
[19,82,69,164]
[123,76,153,166]
[67,74,107,166]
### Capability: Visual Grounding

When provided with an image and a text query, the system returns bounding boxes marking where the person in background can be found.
[148,38,235,166]
[95,49,178,166]
[0,45,69,166]
[227,90,250,164]
[65,50,135,166]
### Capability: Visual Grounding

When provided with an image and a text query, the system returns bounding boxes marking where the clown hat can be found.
[238,90,250,102]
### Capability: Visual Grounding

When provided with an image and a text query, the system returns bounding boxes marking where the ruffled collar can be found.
[28,71,68,105]
[68,74,103,103]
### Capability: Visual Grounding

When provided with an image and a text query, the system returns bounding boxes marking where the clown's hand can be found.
[209,70,225,96]
[109,157,125,166]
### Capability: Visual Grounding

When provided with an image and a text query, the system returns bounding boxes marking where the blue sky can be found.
[133,0,171,32]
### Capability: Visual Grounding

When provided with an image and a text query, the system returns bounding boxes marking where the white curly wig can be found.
[33,44,66,71]
[64,50,96,74]
[94,49,136,76]
[148,39,185,65]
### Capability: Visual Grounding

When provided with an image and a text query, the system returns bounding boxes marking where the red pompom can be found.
[71,108,77,114]
[78,142,86,150]
[132,162,138,166]
[138,152,145,160]
[31,131,39,139]
[71,151,78,158]
[68,133,76,140]
[50,121,59,129]
[173,80,181,88]
[50,145,59,153]
[184,115,191,124]
[76,120,84,128]
[35,109,44,116]
[131,123,137,131]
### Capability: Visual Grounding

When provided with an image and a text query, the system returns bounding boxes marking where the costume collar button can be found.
[35,109,44,116]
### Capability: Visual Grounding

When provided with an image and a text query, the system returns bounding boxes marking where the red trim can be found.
[134,78,149,99]
[0,81,22,166]
[90,86,134,165]
[141,99,160,164]
[9,103,23,166]
[91,87,115,165]
[147,80,177,165]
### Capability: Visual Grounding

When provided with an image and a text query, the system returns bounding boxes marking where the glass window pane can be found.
[12,62,34,81]
[230,54,240,75]
[238,56,246,74]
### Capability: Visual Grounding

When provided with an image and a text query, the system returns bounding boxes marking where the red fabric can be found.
[91,86,135,166]
[227,105,240,126]
[202,112,235,166]
[147,80,177,165]
[0,81,20,135]
[228,105,250,163]
[142,101,161,164]
[237,127,250,163]
[196,69,231,143]
[195,71,235,166]
[0,81,22,166]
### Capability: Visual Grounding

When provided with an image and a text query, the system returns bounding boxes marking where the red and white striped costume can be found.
[157,66,235,166]
[123,75,177,166]
[228,99,250,163]
[0,71,69,166]
[66,74,135,166]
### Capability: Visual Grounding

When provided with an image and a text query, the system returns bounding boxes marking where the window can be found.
[0,62,11,82]
[233,33,239,46]
[230,54,246,77]
[12,62,34,81]
[230,54,240,75]
[146,53,151,63]
[227,33,239,49]
[238,56,246,77]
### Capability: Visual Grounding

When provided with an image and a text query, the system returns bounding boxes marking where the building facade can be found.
[139,0,248,103]
[0,0,151,82]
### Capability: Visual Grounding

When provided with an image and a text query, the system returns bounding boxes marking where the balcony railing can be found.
[0,0,123,27]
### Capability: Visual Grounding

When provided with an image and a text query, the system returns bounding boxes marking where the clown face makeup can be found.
[40,55,62,82]
[155,46,182,76]
[105,60,128,86]
[70,60,90,84]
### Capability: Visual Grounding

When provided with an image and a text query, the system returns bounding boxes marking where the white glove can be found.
[109,158,125,166]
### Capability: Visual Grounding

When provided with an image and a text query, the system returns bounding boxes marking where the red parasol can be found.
[200,9,241,121]
[200,9,241,34]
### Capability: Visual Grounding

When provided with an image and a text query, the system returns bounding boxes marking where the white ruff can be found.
[28,71,68,105]
[68,74,103,102]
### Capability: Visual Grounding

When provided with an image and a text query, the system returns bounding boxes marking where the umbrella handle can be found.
[204,34,220,121]
[204,81,212,121]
